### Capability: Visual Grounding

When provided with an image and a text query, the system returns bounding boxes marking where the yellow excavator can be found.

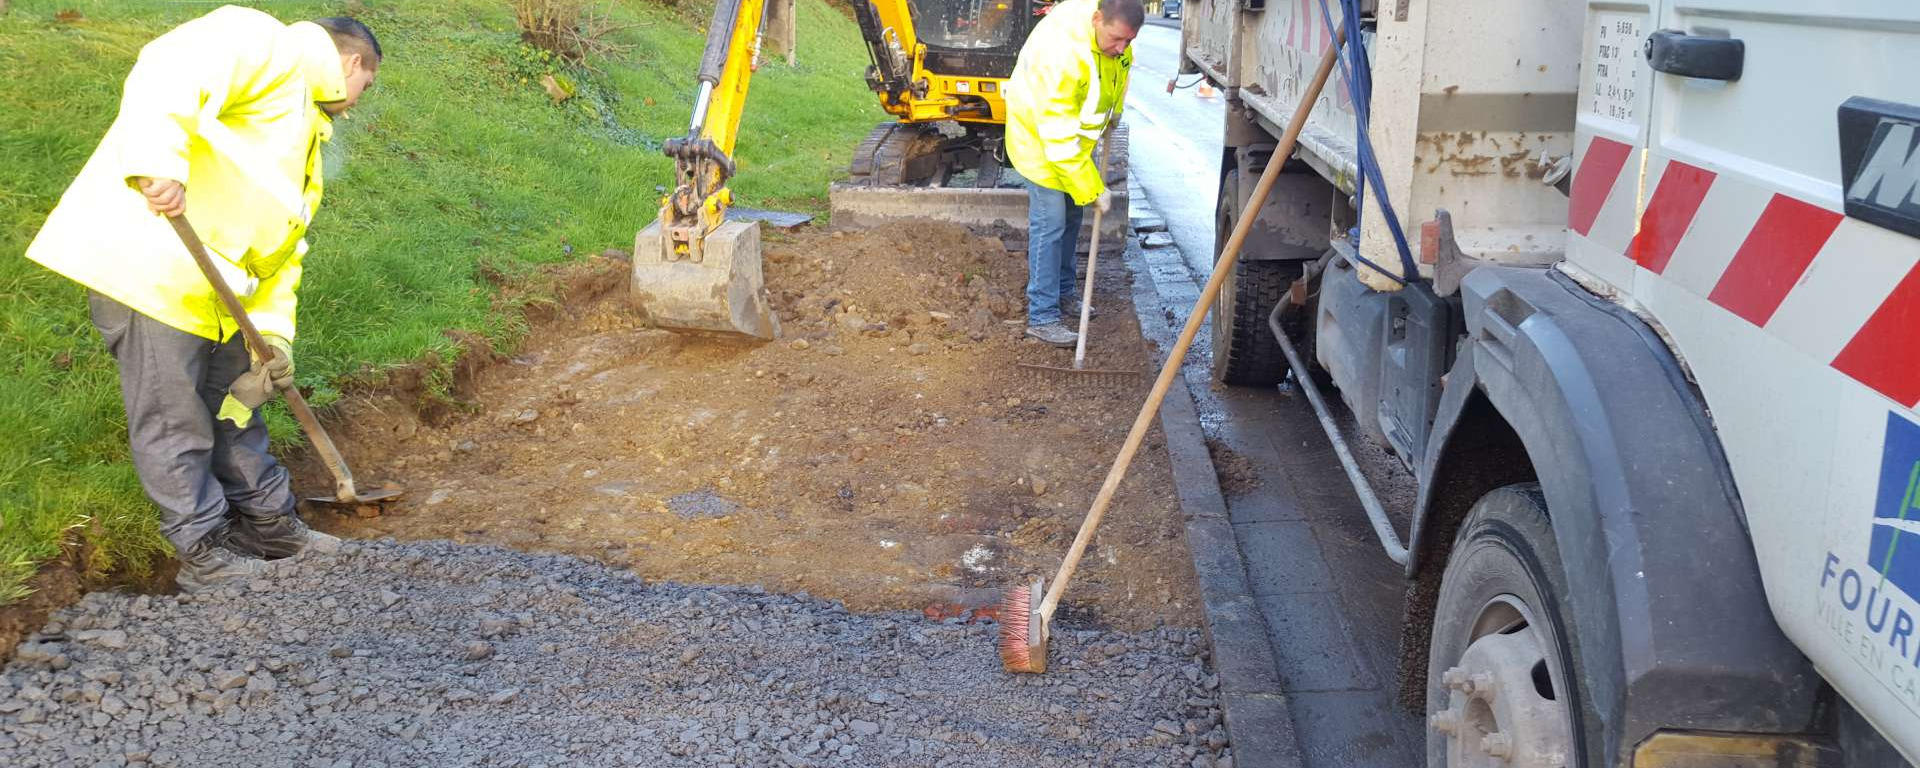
[835,0,1125,244]
[631,0,790,340]
[634,0,1120,339]
[844,0,1029,184]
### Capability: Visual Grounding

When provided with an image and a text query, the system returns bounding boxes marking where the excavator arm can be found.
[661,0,766,262]
[632,0,785,340]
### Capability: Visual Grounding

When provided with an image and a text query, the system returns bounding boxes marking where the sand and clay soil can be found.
[309,222,1199,631]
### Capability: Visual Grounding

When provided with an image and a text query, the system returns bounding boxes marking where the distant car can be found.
[1163,0,1181,17]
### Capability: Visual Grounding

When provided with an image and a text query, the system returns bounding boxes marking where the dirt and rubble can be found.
[311,222,1201,632]
[0,222,1232,767]
[0,540,1234,767]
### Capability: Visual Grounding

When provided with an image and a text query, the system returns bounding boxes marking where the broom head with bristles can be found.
[998,577,1049,673]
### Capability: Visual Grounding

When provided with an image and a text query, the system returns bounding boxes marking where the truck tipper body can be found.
[1182,0,1920,763]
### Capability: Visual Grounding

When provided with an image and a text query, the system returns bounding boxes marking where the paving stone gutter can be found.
[1125,187,1306,768]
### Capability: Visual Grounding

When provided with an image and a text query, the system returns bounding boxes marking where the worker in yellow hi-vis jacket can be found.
[1004,0,1140,347]
[23,8,382,593]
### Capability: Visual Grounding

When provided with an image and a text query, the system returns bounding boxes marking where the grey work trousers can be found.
[88,292,295,553]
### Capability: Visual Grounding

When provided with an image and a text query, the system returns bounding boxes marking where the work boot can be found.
[1059,300,1099,320]
[174,535,270,594]
[1025,322,1079,348]
[222,513,342,561]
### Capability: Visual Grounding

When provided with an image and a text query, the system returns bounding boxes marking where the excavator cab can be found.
[847,0,1034,188]
[897,0,1031,100]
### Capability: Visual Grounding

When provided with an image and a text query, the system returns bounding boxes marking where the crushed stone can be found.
[0,540,1229,767]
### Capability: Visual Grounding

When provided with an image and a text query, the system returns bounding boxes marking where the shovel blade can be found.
[304,487,404,505]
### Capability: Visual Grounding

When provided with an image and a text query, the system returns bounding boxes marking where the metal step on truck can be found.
[1181,0,1920,764]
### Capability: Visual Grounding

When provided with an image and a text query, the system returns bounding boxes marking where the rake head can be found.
[1015,362,1141,391]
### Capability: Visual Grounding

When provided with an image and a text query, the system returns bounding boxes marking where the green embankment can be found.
[0,0,882,602]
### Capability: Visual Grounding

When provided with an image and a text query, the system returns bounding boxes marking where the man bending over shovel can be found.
[24,8,382,592]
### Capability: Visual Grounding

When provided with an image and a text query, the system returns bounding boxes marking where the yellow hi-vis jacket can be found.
[1004,0,1132,207]
[25,5,346,344]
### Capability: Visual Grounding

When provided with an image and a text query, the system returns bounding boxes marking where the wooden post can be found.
[765,0,797,66]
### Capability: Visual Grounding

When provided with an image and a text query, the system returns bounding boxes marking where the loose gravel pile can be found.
[0,541,1231,767]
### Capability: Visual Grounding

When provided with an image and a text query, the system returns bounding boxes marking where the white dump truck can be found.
[1182,0,1920,764]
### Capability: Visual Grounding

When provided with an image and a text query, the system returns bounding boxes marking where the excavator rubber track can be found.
[831,121,1129,255]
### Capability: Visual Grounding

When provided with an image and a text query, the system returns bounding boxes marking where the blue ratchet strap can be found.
[1314,0,1419,285]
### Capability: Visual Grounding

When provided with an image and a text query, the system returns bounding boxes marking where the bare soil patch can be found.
[308,223,1200,631]
[0,563,82,661]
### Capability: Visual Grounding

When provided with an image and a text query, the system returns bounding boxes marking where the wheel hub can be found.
[1431,599,1571,767]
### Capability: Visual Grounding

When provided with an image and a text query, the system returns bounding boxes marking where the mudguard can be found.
[1406,265,1823,762]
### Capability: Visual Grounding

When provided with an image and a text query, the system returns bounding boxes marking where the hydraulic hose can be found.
[1314,0,1421,286]
[698,0,743,85]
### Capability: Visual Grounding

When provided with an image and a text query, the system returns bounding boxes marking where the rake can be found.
[1018,137,1140,389]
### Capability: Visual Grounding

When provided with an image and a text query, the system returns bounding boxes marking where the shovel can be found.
[166,215,401,505]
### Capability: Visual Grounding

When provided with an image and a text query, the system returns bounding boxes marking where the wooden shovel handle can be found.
[165,215,363,502]
[1039,28,1347,618]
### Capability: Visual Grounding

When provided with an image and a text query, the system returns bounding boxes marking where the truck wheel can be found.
[1211,169,1294,386]
[1426,484,1592,768]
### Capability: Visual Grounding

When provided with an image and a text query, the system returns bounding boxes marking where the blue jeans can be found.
[1025,180,1084,326]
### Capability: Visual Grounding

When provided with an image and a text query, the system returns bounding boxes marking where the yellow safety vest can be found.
[25,5,346,343]
[1004,0,1132,206]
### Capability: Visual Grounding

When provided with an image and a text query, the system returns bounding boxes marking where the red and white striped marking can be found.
[1572,134,1920,408]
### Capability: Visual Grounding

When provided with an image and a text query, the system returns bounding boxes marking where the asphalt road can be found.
[1123,22,1430,767]
[1124,19,1224,279]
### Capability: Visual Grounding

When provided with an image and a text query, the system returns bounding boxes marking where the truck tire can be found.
[1211,169,1294,386]
[1426,484,1595,767]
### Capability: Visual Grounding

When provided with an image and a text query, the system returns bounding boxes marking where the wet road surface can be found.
[1124,21,1428,767]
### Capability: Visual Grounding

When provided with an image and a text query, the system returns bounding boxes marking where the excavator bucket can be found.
[633,219,780,340]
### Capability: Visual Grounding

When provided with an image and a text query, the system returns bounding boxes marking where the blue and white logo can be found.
[1870,412,1920,601]
[1817,413,1920,713]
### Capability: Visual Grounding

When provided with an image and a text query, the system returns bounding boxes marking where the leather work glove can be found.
[1093,191,1114,215]
[218,346,289,428]
[262,335,294,389]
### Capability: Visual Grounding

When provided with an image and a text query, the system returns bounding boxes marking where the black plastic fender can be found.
[1405,265,1822,762]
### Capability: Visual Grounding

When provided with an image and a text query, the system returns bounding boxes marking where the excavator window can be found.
[910,0,1028,51]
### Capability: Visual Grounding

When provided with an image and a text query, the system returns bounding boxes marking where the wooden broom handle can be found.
[166,215,363,502]
[1039,28,1347,618]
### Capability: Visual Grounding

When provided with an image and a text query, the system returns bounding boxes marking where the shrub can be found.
[512,0,632,69]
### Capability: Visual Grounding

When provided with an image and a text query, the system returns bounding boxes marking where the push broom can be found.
[999,30,1346,673]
